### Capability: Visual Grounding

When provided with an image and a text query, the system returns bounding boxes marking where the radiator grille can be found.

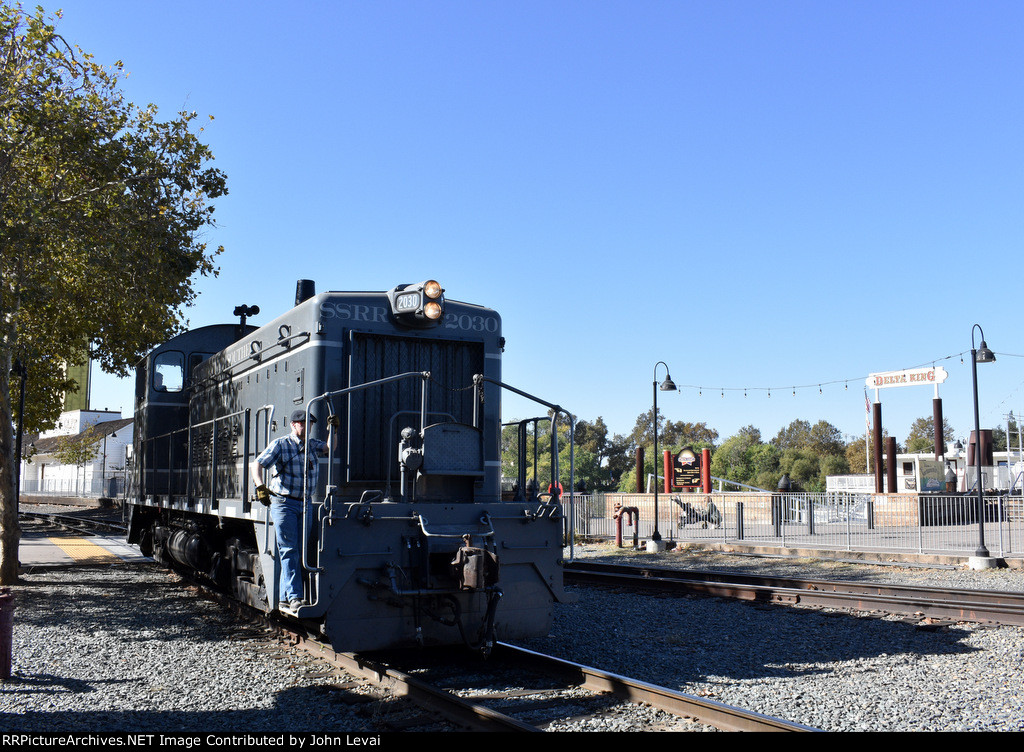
[348,332,484,481]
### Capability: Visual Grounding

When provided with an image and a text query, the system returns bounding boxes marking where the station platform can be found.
[18,529,152,568]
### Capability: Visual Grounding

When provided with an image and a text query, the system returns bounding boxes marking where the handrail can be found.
[298,371,433,607]
[712,475,772,493]
[479,375,576,558]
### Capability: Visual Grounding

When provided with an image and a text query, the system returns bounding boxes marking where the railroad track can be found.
[20,509,126,537]
[564,560,1024,627]
[291,637,819,732]
[196,579,818,732]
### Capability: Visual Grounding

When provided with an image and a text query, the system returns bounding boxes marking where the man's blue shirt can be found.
[255,434,327,499]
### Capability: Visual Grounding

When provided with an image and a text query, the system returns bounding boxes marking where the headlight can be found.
[423,280,442,300]
[387,280,445,327]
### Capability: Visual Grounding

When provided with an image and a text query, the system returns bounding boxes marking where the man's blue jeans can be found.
[270,496,305,603]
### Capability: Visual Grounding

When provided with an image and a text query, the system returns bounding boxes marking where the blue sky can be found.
[59,0,1022,447]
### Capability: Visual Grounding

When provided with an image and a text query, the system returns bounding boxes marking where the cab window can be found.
[153,351,185,393]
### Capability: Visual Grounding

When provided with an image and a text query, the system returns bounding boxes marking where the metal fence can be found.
[19,473,127,499]
[565,491,1024,558]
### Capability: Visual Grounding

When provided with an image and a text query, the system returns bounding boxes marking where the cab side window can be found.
[153,351,185,393]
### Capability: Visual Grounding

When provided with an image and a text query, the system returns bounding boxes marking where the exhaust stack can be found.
[295,279,316,306]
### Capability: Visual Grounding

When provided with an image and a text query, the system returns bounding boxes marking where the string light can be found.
[679,350,970,400]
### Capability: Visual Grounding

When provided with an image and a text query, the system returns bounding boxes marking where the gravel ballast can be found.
[0,564,383,732]
[2,535,1023,732]
[520,543,1024,732]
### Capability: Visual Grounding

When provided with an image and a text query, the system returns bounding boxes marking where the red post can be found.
[701,448,711,493]
[663,450,672,494]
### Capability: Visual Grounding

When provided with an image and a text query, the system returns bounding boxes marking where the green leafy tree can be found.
[772,419,813,450]
[809,420,844,456]
[710,426,781,491]
[50,425,100,492]
[51,425,100,469]
[662,420,718,451]
[0,5,227,583]
[710,427,763,486]
[748,443,783,491]
[845,435,871,474]
[905,416,954,454]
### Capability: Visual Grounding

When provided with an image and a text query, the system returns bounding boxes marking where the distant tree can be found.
[809,420,845,456]
[748,443,782,491]
[845,436,871,474]
[710,430,762,486]
[603,433,633,489]
[627,408,664,452]
[51,426,101,469]
[710,427,781,491]
[737,424,761,443]
[661,420,718,451]
[772,419,812,450]
[575,416,612,464]
[905,416,954,454]
[50,425,101,492]
[845,429,902,473]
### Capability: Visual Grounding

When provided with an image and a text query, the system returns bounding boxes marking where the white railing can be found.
[564,491,1024,558]
[19,473,126,499]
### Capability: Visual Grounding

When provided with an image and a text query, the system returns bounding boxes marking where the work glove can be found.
[327,414,340,429]
[255,484,271,506]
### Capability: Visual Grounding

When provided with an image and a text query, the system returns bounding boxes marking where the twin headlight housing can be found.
[387,279,445,326]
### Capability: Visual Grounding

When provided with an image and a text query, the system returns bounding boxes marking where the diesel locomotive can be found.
[125,279,570,653]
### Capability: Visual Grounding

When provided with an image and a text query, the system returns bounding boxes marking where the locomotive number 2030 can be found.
[444,313,499,332]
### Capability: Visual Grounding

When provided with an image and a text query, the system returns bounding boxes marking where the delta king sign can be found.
[865,366,948,390]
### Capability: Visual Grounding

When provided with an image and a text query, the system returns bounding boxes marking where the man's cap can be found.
[290,410,316,423]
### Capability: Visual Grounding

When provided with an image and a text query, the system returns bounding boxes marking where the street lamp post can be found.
[650,361,676,552]
[970,324,996,561]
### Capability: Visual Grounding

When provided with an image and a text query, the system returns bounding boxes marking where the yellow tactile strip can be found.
[46,535,121,564]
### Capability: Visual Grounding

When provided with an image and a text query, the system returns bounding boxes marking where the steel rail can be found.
[565,561,1024,626]
[296,639,542,732]
[494,642,819,732]
[294,635,817,731]
[20,511,127,537]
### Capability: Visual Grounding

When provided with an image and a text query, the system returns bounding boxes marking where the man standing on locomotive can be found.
[251,409,338,613]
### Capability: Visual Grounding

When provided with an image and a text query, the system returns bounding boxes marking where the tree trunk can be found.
[0,350,22,584]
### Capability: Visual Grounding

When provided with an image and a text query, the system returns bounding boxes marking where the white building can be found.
[827,441,1024,495]
[20,409,134,499]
